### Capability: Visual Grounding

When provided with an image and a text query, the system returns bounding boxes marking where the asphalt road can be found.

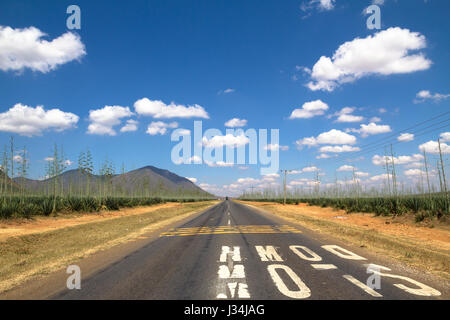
[51,200,445,300]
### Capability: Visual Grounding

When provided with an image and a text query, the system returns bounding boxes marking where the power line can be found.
[340,123,450,164]
[356,110,450,151]
[319,110,450,166]
[346,117,450,159]
[285,109,450,178]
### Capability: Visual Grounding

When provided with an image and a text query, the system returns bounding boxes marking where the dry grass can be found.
[0,201,217,293]
[0,202,182,242]
[240,201,450,280]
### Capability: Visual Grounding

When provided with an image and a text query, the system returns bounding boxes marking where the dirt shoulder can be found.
[238,201,450,280]
[0,202,182,242]
[0,201,218,294]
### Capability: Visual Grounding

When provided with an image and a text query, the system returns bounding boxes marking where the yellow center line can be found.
[160,225,302,237]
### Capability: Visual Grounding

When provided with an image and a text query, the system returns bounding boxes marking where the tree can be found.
[85,149,93,196]
[1,146,8,195]
[78,148,94,196]
[10,136,14,197]
[384,147,391,196]
[78,151,86,196]
[49,144,65,213]
[59,146,67,195]
[423,150,431,197]
[99,157,115,198]
[17,146,29,196]
[390,144,398,197]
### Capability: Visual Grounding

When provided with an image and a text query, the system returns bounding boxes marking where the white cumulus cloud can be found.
[146,121,178,136]
[289,100,329,119]
[372,154,424,166]
[404,169,426,177]
[370,174,389,182]
[348,122,392,137]
[225,118,247,128]
[120,119,139,133]
[397,133,414,142]
[337,165,356,172]
[301,0,336,12]
[414,90,450,103]
[0,103,79,136]
[334,107,364,123]
[355,171,370,177]
[134,98,209,119]
[316,153,332,159]
[0,26,86,73]
[202,134,250,148]
[205,160,234,167]
[296,129,357,148]
[218,88,235,94]
[319,145,360,153]
[440,132,450,142]
[306,27,431,91]
[87,106,134,136]
[419,140,450,155]
[264,144,289,151]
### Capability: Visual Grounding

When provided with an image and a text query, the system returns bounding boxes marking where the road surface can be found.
[34,200,445,300]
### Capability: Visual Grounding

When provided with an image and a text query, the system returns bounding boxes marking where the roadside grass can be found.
[240,201,450,280]
[0,195,214,219]
[240,195,450,219]
[0,201,217,293]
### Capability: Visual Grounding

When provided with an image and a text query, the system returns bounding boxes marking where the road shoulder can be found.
[0,201,219,298]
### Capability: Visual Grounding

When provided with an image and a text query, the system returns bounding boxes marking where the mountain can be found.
[0,170,21,192]
[13,165,211,197]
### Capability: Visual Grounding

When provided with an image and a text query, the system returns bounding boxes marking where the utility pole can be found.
[438,139,448,194]
[438,138,449,213]
[283,169,287,205]
[10,136,14,197]
[352,167,359,200]
[437,160,444,193]
[384,147,391,196]
[423,150,431,197]
[390,144,398,197]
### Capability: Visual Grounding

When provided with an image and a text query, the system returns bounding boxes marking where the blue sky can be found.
[0,0,449,196]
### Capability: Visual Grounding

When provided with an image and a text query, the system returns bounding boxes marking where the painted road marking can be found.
[218,265,246,279]
[267,264,311,299]
[160,225,302,237]
[217,246,250,299]
[311,264,337,270]
[213,244,441,299]
[322,245,367,260]
[290,245,322,262]
[227,283,251,298]
[343,274,383,298]
[255,246,284,262]
[220,246,241,262]
[363,264,441,296]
